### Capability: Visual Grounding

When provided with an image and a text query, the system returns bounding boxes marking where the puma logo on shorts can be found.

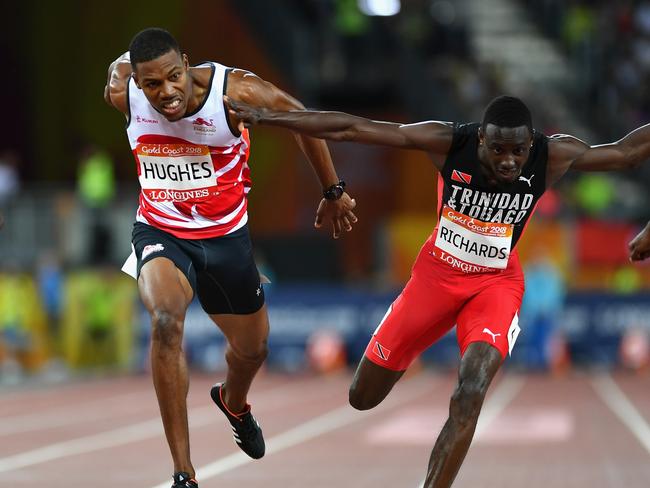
[482,327,501,343]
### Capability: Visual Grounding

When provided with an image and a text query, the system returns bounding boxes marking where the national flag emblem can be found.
[451,170,472,184]
[372,342,391,361]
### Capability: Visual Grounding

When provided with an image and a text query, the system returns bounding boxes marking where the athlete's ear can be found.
[478,126,484,145]
[132,74,141,89]
[182,53,189,70]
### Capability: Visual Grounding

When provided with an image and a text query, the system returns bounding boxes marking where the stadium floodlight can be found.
[358,0,401,17]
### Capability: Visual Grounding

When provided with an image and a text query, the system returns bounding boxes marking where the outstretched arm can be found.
[104,51,132,114]
[574,124,650,171]
[226,70,358,238]
[546,124,650,185]
[554,124,650,171]
[224,97,454,169]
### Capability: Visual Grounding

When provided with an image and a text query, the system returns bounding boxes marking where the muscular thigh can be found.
[456,277,524,360]
[364,273,463,372]
[138,257,194,315]
[132,223,195,313]
[196,225,264,315]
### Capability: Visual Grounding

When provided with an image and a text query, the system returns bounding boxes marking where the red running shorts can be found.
[365,237,525,371]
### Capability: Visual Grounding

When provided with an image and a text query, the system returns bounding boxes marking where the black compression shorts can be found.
[132,222,265,315]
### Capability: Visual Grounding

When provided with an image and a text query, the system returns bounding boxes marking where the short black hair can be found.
[481,95,533,132]
[129,28,180,68]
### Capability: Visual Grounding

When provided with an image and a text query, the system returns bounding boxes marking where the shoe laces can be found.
[236,413,260,440]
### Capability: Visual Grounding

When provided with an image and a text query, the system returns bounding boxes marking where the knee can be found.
[150,310,184,349]
[348,383,379,411]
[449,379,489,428]
[226,340,268,367]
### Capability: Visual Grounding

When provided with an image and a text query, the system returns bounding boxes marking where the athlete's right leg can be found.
[349,270,459,410]
[349,357,405,410]
[138,257,195,477]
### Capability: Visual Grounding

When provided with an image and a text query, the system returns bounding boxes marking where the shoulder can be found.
[189,63,216,88]
[106,57,133,114]
[547,133,589,163]
[447,122,478,150]
[226,69,268,97]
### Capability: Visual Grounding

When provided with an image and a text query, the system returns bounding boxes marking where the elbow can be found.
[628,158,643,170]
[333,128,357,142]
[307,129,355,142]
[329,132,349,142]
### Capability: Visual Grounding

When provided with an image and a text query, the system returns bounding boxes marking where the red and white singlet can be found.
[126,62,251,239]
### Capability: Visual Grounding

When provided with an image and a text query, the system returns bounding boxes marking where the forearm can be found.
[293,134,339,188]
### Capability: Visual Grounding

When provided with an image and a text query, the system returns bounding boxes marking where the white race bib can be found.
[434,206,513,269]
[137,143,216,199]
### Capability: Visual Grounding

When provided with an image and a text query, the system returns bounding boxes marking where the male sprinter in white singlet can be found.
[226,94,650,488]
[104,28,357,488]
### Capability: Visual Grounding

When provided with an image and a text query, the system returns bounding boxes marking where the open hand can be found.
[629,222,650,261]
[314,192,358,239]
[223,95,265,133]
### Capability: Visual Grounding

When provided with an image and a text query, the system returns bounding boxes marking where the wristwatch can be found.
[323,180,346,200]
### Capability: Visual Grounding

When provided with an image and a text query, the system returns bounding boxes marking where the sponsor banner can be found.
[143,187,212,202]
[434,206,512,269]
[134,287,650,371]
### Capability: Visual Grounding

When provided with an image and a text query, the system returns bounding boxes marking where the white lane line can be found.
[150,374,437,488]
[0,391,155,436]
[474,375,525,438]
[0,376,332,471]
[0,375,324,436]
[415,374,525,488]
[0,406,212,473]
[592,374,650,456]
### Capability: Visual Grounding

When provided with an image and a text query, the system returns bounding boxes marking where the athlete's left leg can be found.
[423,342,502,488]
[422,276,524,487]
[208,306,269,412]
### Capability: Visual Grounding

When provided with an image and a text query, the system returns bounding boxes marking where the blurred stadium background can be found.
[1,0,649,408]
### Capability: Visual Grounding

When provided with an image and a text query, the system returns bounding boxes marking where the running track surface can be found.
[1,369,649,487]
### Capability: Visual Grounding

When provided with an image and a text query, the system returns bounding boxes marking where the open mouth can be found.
[160,98,183,118]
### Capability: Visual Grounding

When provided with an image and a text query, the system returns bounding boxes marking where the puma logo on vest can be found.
[518,174,534,187]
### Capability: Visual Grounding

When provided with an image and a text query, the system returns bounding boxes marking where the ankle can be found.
[222,384,247,414]
[174,469,195,479]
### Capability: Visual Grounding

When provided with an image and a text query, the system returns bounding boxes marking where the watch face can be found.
[325,186,342,200]
[324,181,345,200]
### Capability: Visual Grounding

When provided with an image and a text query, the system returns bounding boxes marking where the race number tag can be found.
[434,206,513,269]
[136,143,216,201]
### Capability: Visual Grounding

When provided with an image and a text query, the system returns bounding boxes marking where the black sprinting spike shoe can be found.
[210,382,265,459]
[171,472,198,488]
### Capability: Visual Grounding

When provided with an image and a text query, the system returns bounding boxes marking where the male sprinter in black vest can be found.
[225,94,650,487]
